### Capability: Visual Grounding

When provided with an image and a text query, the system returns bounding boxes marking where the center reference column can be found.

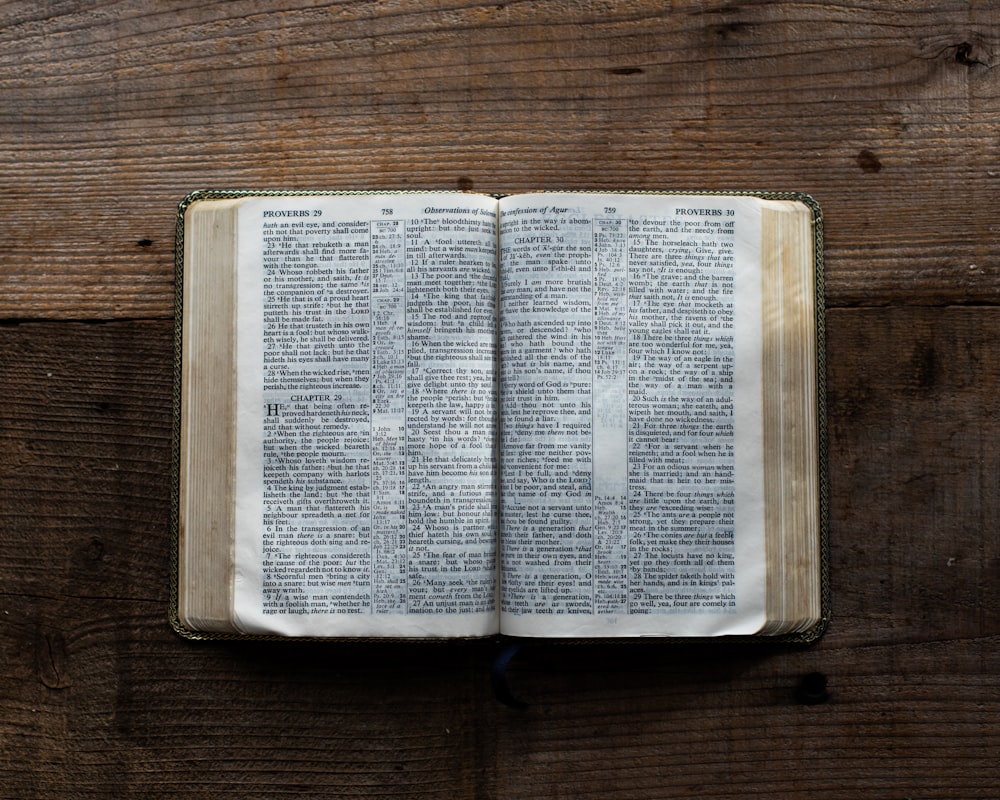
[403,206,498,616]
[369,218,407,613]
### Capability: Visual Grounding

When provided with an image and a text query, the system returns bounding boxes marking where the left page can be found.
[232,193,499,637]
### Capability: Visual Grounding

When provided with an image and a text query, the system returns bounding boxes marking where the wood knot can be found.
[954,41,989,67]
[856,149,882,173]
[85,536,105,562]
[35,629,70,690]
[714,21,753,42]
[794,671,829,705]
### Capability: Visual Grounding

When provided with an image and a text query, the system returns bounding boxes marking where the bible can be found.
[171,190,827,641]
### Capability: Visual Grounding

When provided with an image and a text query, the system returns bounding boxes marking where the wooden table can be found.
[3,2,998,797]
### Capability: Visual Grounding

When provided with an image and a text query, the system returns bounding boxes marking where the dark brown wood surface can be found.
[2,2,998,797]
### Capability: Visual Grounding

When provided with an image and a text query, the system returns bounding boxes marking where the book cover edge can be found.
[167,189,829,645]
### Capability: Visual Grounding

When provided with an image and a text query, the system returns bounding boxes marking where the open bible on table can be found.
[171,190,828,642]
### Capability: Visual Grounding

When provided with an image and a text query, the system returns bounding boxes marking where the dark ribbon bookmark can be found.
[490,642,528,708]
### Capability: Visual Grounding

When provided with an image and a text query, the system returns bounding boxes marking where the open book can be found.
[172,190,827,641]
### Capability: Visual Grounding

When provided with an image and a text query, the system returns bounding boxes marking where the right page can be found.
[498,193,770,637]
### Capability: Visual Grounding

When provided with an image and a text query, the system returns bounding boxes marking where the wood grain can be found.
[1,1,998,316]
[2,1,1000,797]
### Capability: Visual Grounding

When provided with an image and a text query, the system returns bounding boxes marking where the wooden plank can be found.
[491,637,1000,799]
[496,304,1000,797]
[0,1,998,317]
[825,307,1000,649]
[0,319,489,797]
[2,307,999,797]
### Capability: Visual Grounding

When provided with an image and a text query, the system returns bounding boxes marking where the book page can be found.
[232,193,499,637]
[498,193,766,637]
